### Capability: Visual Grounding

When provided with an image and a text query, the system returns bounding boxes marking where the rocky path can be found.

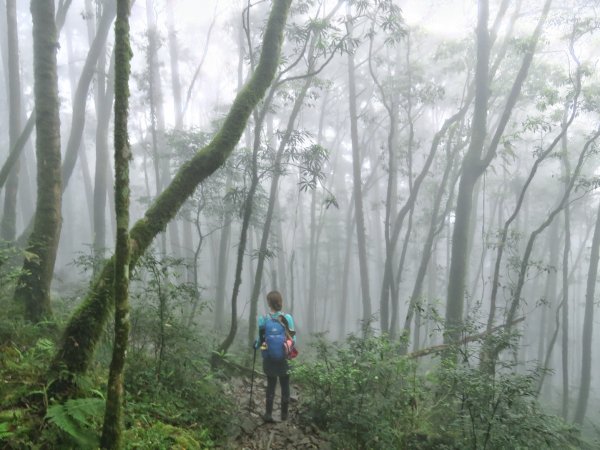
[219,374,330,450]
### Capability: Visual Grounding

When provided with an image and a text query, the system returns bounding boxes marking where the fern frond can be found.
[0,422,14,439]
[46,398,104,449]
[64,398,104,428]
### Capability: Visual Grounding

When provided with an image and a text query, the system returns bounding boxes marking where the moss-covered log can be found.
[50,0,292,388]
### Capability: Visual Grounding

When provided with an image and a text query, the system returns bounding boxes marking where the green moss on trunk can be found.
[14,0,62,323]
[50,0,292,392]
[99,0,132,448]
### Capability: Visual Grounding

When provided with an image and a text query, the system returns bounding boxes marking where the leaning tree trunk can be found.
[500,128,600,363]
[64,24,94,245]
[14,0,62,322]
[0,0,72,194]
[1,0,21,241]
[215,84,275,358]
[100,0,131,446]
[50,0,292,389]
[61,1,116,191]
[573,200,600,424]
[400,131,461,353]
[484,97,579,362]
[247,70,314,348]
[216,93,268,358]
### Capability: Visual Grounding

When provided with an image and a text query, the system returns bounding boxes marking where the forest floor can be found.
[219,373,330,450]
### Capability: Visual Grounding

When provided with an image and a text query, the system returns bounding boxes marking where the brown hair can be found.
[266,290,283,312]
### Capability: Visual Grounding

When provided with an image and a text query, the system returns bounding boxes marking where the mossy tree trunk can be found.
[50,0,292,390]
[13,0,116,248]
[1,0,21,241]
[100,0,132,447]
[14,0,62,322]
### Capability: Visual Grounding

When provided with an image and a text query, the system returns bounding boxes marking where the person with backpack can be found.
[254,290,296,422]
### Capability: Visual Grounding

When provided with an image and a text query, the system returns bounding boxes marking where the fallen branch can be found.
[408,317,525,359]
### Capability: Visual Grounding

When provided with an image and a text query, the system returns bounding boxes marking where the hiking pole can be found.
[248,346,257,411]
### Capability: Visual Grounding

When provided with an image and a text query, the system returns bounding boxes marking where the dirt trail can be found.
[219,374,330,450]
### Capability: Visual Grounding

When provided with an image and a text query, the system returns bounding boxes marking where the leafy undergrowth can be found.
[0,312,233,449]
[0,313,325,450]
[2,299,598,449]
[293,334,596,450]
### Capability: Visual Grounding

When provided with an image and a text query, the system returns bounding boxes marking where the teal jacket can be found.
[255,311,296,348]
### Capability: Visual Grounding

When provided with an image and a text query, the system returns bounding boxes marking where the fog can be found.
[2,0,600,439]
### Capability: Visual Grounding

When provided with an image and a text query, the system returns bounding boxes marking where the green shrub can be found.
[294,334,590,450]
[294,334,426,449]
[434,361,586,449]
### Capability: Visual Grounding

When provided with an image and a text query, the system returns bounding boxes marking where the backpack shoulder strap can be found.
[278,313,296,338]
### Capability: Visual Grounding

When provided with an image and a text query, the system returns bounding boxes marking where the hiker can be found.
[255,290,296,422]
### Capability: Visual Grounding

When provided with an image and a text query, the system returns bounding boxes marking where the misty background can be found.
[2,0,600,440]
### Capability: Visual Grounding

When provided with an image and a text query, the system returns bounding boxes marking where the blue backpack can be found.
[262,315,287,361]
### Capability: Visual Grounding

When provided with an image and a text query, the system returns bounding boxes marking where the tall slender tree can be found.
[1,0,21,241]
[573,200,600,424]
[444,0,490,345]
[100,0,132,446]
[14,0,62,322]
[346,13,372,329]
[145,0,181,256]
[447,0,553,346]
